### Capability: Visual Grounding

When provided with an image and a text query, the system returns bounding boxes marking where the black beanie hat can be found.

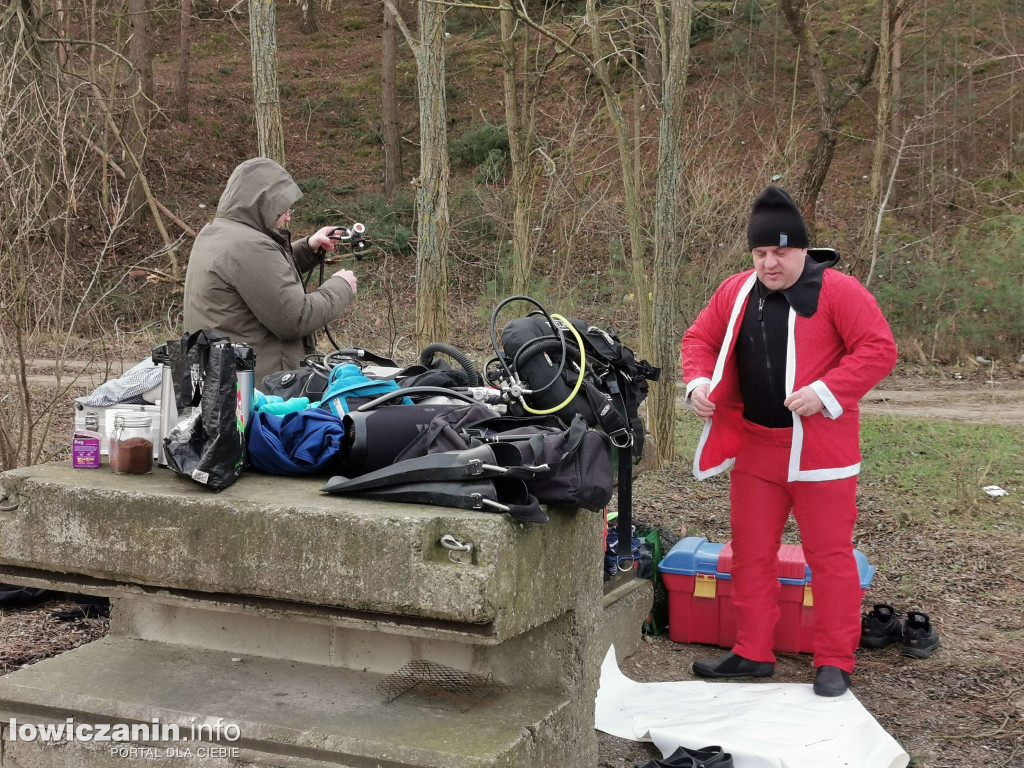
[747,186,808,249]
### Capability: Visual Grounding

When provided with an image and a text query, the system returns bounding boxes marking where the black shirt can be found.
[734,251,837,428]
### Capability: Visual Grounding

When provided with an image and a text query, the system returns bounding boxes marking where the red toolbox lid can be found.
[717,541,875,588]
[718,541,810,583]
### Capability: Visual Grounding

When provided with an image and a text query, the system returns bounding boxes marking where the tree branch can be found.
[383,0,418,55]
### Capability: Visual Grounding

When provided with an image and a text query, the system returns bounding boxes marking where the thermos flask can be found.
[151,344,178,468]
[233,343,255,444]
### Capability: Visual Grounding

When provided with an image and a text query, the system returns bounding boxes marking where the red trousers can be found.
[729,421,861,671]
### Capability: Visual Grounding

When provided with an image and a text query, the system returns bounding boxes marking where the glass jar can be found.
[109,413,154,475]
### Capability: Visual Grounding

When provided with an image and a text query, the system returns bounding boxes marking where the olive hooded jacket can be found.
[183,158,353,384]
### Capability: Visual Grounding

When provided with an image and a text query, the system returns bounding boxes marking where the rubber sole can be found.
[860,634,903,649]
[902,638,940,659]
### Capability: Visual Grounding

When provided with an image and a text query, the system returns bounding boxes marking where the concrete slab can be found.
[105,596,596,692]
[0,636,594,768]
[600,576,653,664]
[0,464,602,640]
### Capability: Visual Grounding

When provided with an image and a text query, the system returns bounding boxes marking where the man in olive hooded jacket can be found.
[184,158,357,384]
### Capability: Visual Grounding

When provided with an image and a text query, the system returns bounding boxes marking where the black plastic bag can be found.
[164,339,245,492]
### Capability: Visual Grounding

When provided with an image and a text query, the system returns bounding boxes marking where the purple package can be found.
[73,429,102,468]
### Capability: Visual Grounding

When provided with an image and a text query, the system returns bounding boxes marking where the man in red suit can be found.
[681,186,897,696]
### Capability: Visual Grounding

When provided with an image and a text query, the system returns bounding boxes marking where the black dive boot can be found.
[813,665,851,697]
[692,651,774,679]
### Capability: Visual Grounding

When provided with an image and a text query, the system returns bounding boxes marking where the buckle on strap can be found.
[609,428,633,448]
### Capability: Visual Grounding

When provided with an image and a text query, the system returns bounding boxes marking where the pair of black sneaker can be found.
[635,744,733,768]
[860,604,940,659]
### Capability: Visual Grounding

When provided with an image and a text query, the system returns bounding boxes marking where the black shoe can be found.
[658,745,734,768]
[813,665,851,697]
[860,603,904,648]
[692,652,774,679]
[902,611,940,659]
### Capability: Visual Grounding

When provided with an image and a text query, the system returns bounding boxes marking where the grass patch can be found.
[859,415,1023,528]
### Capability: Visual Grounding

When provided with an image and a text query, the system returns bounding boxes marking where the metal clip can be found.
[610,429,633,448]
[440,534,474,565]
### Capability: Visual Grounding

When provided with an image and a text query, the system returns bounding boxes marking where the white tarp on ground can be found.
[595,647,909,768]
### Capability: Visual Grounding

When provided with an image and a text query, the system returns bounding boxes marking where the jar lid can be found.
[114,413,153,428]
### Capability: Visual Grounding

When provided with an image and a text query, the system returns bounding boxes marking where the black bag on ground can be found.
[396,404,613,512]
[164,337,245,492]
[500,316,660,458]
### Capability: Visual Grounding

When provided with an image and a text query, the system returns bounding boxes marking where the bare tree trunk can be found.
[127,0,153,221]
[585,0,651,364]
[129,0,153,105]
[54,0,68,66]
[413,0,450,347]
[779,0,878,234]
[644,0,662,101]
[382,0,402,199]
[177,0,192,121]
[300,0,316,35]
[249,0,286,165]
[890,9,904,135]
[501,7,535,295]
[854,0,893,278]
[630,2,643,203]
[649,0,693,467]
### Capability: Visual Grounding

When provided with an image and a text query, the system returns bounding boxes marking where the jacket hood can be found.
[216,158,303,233]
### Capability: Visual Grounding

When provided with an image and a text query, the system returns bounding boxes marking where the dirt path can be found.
[862,386,1024,425]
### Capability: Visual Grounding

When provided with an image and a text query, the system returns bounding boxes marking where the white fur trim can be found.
[794,463,862,481]
[684,377,712,408]
[786,310,857,480]
[691,275,756,481]
[809,380,843,419]
[710,274,757,389]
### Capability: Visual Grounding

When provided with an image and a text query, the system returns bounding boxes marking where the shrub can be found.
[450,123,509,171]
[873,214,1024,361]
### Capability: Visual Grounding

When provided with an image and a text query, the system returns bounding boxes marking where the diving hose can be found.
[419,342,483,386]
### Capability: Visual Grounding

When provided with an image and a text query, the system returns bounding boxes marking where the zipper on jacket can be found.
[758,294,783,404]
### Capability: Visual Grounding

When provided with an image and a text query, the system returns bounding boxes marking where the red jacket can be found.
[681,269,897,482]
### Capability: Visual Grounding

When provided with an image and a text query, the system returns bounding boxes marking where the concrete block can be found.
[0,465,602,641]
